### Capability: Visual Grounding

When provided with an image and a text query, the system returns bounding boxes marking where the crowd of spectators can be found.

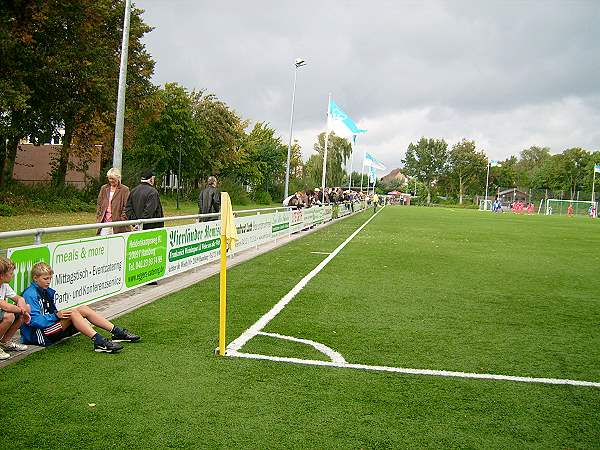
[283,187,371,209]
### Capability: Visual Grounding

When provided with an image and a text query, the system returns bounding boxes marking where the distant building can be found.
[381,168,408,185]
[497,188,529,204]
[13,136,102,188]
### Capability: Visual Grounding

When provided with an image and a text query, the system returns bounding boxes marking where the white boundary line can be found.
[257,331,347,364]
[226,207,383,353]
[227,351,600,388]
[226,205,600,389]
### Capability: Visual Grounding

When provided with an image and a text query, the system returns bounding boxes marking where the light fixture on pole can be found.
[284,58,306,200]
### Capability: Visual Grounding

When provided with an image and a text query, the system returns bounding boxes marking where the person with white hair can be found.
[95,167,130,235]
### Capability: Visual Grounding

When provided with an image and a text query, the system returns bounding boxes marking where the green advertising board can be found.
[125,229,167,288]
[7,246,51,295]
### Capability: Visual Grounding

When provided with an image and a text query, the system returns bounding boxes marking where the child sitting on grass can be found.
[20,262,140,353]
[0,256,31,360]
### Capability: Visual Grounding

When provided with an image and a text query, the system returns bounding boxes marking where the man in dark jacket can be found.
[125,170,164,229]
[198,176,220,221]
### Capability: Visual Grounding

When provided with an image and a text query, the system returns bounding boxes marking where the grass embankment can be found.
[0,207,599,448]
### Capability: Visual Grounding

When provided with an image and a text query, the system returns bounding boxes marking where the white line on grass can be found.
[257,331,346,364]
[226,207,383,353]
[227,351,600,389]
[226,205,600,389]
[310,251,331,255]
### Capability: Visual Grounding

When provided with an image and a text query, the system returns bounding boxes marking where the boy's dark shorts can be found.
[45,323,78,345]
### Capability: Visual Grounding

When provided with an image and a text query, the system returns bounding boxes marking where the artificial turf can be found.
[1,207,599,448]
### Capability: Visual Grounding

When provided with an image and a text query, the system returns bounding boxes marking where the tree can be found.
[241,122,287,196]
[0,1,155,187]
[193,91,247,180]
[49,1,155,186]
[448,139,487,204]
[126,83,205,185]
[516,146,551,189]
[289,140,303,180]
[305,132,352,188]
[490,156,518,192]
[0,1,57,185]
[561,148,590,198]
[402,137,448,204]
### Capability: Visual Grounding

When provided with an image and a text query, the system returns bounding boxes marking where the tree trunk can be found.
[426,186,431,204]
[459,174,464,205]
[2,136,19,186]
[0,134,6,186]
[53,123,73,186]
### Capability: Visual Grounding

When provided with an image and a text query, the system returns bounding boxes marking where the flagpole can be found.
[321,93,332,203]
[484,162,491,211]
[321,132,330,202]
[359,148,366,193]
[348,136,355,191]
[373,173,377,195]
[592,167,597,214]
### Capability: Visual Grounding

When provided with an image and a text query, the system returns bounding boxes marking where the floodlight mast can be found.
[112,0,132,172]
[284,58,307,200]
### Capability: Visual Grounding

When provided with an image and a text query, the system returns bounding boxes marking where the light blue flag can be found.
[364,152,386,171]
[327,98,367,137]
[368,166,377,183]
[595,164,600,174]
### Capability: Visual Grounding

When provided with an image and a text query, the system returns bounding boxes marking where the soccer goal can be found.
[545,199,597,216]
[479,199,492,211]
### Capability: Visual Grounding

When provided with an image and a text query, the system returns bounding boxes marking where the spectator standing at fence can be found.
[20,262,140,353]
[284,191,304,208]
[567,203,574,217]
[198,176,220,221]
[372,193,379,213]
[125,170,164,230]
[0,257,31,359]
[96,168,130,235]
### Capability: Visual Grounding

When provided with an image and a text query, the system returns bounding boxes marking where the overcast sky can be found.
[135,0,600,173]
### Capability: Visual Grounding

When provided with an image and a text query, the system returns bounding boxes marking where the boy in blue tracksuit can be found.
[21,262,140,353]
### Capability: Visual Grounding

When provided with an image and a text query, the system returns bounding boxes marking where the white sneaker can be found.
[0,341,27,351]
[0,348,10,360]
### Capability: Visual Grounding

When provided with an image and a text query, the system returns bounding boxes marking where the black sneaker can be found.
[112,328,140,343]
[94,338,123,353]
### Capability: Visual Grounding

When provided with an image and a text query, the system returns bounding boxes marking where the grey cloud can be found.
[135,0,600,167]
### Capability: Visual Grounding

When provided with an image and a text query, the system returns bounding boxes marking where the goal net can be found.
[545,199,597,216]
[479,199,492,211]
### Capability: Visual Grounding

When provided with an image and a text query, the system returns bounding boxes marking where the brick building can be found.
[13,140,102,188]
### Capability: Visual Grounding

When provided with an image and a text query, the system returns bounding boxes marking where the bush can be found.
[0,204,16,216]
[0,181,97,214]
[252,190,272,205]
[218,177,251,205]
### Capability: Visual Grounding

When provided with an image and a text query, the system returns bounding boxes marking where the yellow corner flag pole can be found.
[219,234,227,356]
[218,192,238,356]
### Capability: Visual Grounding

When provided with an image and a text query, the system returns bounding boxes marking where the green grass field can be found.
[1,207,599,448]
